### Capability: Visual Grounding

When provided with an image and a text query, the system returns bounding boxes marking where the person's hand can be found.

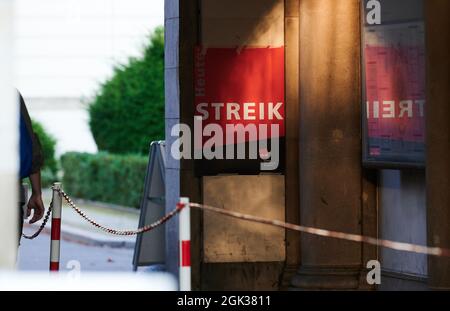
[27,193,45,224]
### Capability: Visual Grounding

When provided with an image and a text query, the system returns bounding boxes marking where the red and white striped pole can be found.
[179,197,191,291]
[50,182,62,272]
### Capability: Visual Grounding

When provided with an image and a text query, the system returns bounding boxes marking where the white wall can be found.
[12,0,164,155]
[14,0,164,98]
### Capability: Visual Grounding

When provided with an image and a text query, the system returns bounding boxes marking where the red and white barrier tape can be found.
[188,202,450,258]
[31,185,450,261]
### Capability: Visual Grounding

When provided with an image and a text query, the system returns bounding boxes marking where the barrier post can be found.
[50,182,62,272]
[179,197,191,291]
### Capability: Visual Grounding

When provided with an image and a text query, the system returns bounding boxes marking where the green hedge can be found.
[60,152,148,209]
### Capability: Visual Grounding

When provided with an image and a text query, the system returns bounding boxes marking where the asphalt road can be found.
[18,227,135,272]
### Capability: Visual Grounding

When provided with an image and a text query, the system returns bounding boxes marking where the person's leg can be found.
[18,203,24,244]
[18,183,26,244]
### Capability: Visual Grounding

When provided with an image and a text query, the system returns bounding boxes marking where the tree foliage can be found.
[89,26,164,155]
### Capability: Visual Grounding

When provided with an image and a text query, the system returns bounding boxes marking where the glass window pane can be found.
[362,0,425,167]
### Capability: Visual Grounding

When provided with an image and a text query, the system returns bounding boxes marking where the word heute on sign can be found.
[194,46,285,145]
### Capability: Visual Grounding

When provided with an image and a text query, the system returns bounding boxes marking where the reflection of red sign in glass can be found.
[364,23,425,163]
[194,47,285,145]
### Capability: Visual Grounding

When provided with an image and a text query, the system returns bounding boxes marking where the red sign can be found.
[194,47,285,145]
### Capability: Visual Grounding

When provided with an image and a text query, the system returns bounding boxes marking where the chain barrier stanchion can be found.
[22,184,450,281]
[56,187,185,235]
[178,197,191,291]
[49,182,62,272]
[53,188,450,258]
[22,202,53,240]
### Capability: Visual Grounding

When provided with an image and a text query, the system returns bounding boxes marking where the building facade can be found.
[15,0,164,155]
[164,0,450,290]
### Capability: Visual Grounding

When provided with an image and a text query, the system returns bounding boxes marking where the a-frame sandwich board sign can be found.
[133,141,166,270]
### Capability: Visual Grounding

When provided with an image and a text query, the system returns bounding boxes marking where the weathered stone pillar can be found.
[281,0,301,288]
[291,0,366,290]
[165,0,202,289]
[426,0,450,290]
[164,0,181,280]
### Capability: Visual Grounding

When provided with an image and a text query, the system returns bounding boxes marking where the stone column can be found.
[0,0,18,269]
[281,0,301,288]
[291,0,366,290]
[164,0,202,290]
[164,0,181,280]
[426,0,450,290]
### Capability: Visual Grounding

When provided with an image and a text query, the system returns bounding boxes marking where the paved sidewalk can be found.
[19,226,135,271]
[25,189,140,249]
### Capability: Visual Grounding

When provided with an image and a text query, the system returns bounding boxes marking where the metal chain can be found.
[22,201,53,239]
[56,188,185,236]
[22,186,450,258]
